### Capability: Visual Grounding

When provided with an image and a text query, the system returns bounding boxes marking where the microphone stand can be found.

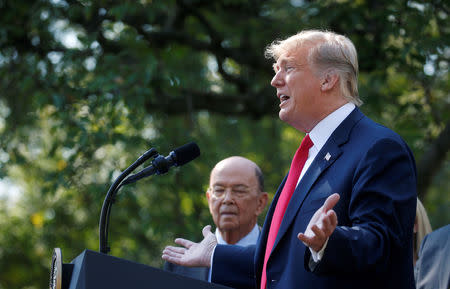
[99,148,158,254]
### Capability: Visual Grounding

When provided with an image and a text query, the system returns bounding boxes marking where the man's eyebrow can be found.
[212,184,225,187]
[212,184,249,188]
[232,184,249,189]
[273,57,298,71]
[273,59,285,71]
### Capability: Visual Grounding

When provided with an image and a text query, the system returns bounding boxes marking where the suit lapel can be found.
[270,107,365,254]
[272,140,341,251]
[255,174,287,270]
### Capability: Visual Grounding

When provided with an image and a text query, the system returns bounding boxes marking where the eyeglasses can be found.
[209,186,255,199]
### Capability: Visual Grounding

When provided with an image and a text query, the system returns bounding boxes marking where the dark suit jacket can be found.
[211,108,417,289]
[415,224,450,289]
[164,228,262,282]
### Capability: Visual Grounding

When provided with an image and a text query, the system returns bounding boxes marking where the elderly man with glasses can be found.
[164,156,268,281]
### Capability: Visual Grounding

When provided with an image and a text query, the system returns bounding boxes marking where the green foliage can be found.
[0,0,448,288]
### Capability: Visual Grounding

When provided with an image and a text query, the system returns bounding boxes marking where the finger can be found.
[164,246,186,255]
[298,232,320,251]
[202,225,212,237]
[175,238,195,248]
[323,193,340,212]
[328,210,338,228]
[297,232,312,246]
[321,214,331,232]
[162,255,183,265]
[321,213,337,236]
[311,224,325,240]
[162,249,185,259]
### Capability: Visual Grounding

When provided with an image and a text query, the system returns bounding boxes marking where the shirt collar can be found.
[308,102,355,151]
[215,224,260,246]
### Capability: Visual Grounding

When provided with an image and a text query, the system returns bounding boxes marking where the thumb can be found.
[323,193,340,212]
[202,225,213,238]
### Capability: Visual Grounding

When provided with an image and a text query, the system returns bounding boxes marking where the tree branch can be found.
[417,120,450,199]
[144,87,275,118]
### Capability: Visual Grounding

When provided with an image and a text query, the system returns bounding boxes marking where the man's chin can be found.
[279,110,290,123]
[278,107,289,121]
[219,222,238,231]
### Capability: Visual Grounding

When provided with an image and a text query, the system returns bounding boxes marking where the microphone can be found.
[121,142,200,185]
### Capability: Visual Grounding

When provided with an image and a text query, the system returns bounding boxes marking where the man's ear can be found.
[206,189,211,201]
[320,69,339,92]
[255,192,269,215]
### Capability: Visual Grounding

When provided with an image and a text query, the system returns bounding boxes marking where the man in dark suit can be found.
[162,30,417,289]
[164,156,268,281]
[415,224,450,289]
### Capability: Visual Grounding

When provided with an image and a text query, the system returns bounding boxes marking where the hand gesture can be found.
[162,225,217,267]
[298,193,340,252]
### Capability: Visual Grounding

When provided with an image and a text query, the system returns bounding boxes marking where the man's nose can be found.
[271,71,284,87]
[221,190,236,203]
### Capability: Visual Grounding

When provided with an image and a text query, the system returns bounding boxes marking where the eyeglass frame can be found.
[208,184,261,199]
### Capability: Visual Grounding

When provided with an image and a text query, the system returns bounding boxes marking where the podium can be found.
[50,249,233,289]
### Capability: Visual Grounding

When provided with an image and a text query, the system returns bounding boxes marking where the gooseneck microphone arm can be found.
[98,142,200,254]
[99,148,158,254]
[121,142,201,186]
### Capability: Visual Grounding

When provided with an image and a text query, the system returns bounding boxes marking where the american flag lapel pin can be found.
[324,152,331,161]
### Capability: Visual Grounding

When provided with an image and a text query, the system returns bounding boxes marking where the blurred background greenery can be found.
[0,0,448,288]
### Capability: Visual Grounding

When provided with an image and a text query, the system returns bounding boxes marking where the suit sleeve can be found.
[211,244,257,289]
[307,138,417,275]
[415,225,450,289]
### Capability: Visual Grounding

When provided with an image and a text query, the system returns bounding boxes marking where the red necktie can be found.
[260,135,313,289]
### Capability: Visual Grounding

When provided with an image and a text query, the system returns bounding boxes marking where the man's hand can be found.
[162,225,217,267]
[298,193,340,252]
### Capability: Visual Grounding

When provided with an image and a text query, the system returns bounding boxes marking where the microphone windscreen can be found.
[173,142,200,166]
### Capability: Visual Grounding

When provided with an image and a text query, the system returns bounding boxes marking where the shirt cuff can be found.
[309,237,329,263]
[208,245,217,282]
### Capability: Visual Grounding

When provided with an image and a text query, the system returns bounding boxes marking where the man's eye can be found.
[234,190,247,196]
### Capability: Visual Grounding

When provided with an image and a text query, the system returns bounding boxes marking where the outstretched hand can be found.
[298,193,340,252]
[162,225,217,267]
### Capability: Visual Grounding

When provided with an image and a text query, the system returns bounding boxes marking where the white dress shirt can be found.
[298,102,356,184]
[216,224,260,246]
[297,102,356,261]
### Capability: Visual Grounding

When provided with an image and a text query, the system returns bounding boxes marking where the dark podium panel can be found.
[64,249,233,289]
